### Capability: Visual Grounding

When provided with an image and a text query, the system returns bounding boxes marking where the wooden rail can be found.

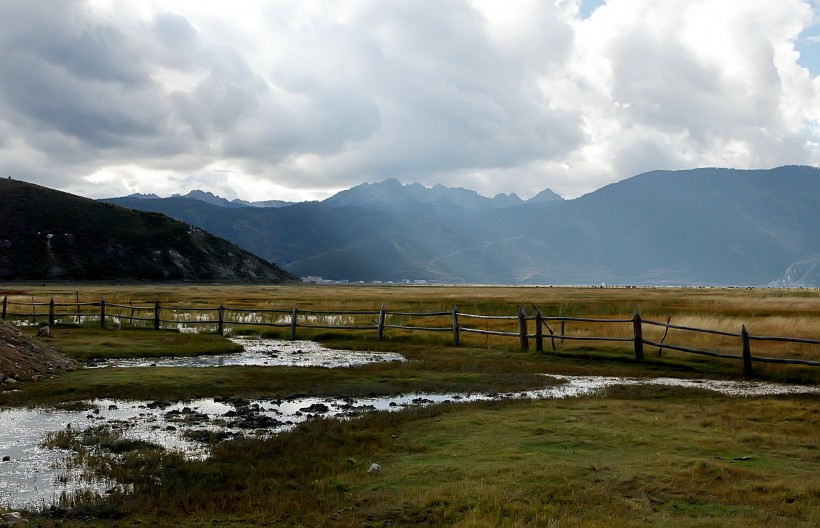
[2,295,819,377]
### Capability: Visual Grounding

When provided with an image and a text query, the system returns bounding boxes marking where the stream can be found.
[88,337,406,369]
[1,338,818,511]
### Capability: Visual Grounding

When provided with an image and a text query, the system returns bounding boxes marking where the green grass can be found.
[28,389,820,527]
[4,313,816,408]
[0,351,555,406]
[37,326,243,361]
[1,284,819,526]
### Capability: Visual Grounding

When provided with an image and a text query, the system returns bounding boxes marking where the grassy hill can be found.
[0,178,295,282]
[102,198,499,282]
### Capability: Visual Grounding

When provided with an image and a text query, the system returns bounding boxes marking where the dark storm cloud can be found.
[0,1,172,157]
[0,0,816,201]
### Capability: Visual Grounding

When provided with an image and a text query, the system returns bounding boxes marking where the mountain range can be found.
[322,178,562,214]
[103,166,820,286]
[0,179,295,282]
[123,190,295,209]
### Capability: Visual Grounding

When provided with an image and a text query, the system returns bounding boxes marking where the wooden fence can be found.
[2,295,819,377]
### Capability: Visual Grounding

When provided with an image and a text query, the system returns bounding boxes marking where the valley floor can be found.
[0,284,817,526]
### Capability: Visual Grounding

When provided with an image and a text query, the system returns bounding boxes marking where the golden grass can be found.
[2,284,818,526]
[3,283,820,316]
[4,283,819,370]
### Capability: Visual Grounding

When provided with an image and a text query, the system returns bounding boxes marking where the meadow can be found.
[1,284,819,526]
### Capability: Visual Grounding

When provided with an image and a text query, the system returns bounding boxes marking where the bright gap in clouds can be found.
[796,27,820,76]
[577,0,606,19]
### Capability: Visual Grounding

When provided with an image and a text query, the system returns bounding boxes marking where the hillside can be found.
[0,321,76,382]
[103,166,820,285]
[447,166,820,285]
[101,197,498,282]
[0,179,295,282]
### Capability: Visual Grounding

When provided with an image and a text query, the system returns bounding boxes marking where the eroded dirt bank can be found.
[0,322,75,384]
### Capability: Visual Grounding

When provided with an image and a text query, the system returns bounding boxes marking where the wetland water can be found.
[89,337,407,368]
[2,338,818,510]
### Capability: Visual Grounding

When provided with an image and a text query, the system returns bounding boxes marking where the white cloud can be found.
[0,0,817,201]
[549,0,820,196]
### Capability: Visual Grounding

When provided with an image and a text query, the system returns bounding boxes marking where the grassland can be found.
[53,328,243,361]
[1,284,819,526]
[4,283,819,381]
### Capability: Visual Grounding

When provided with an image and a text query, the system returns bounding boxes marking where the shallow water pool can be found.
[89,337,406,368]
[1,372,817,510]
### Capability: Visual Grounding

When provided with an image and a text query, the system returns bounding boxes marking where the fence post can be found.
[100,298,106,329]
[632,311,644,361]
[129,298,134,326]
[518,307,529,351]
[1,296,6,320]
[535,308,543,352]
[290,304,298,340]
[377,304,386,341]
[154,301,161,330]
[49,297,55,327]
[217,303,225,336]
[741,325,753,379]
[452,305,460,347]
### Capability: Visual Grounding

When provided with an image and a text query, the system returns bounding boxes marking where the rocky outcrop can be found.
[0,322,76,384]
[768,258,820,287]
[0,511,27,526]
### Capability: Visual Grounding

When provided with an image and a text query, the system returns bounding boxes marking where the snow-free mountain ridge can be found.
[100,165,820,286]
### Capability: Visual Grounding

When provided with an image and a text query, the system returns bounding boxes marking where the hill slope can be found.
[103,166,820,285]
[447,166,820,284]
[0,179,295,282]
[101,197,502,282]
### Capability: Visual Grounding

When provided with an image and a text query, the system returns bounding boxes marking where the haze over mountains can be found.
[104,166,820,287]
[124,190,295,209]
[323,178,563,213]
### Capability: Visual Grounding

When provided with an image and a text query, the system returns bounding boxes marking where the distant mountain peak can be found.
[491,192,524,208]
[174,190,236,207]
[324,179,536,212]
[527,188,563,203]
[112,189,294,209]
[186,189,222,199]
[123,192,161,200]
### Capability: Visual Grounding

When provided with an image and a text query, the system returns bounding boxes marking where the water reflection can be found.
[89,338,406,369]
[1,374,817,510]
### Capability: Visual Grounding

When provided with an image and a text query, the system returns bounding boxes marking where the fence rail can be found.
[643,319,741,338]
[2,295,819,377]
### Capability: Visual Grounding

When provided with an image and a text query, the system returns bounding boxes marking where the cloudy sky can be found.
[2,0,819,202]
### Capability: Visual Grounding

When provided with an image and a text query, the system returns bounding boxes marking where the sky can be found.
[1,0,819,202]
